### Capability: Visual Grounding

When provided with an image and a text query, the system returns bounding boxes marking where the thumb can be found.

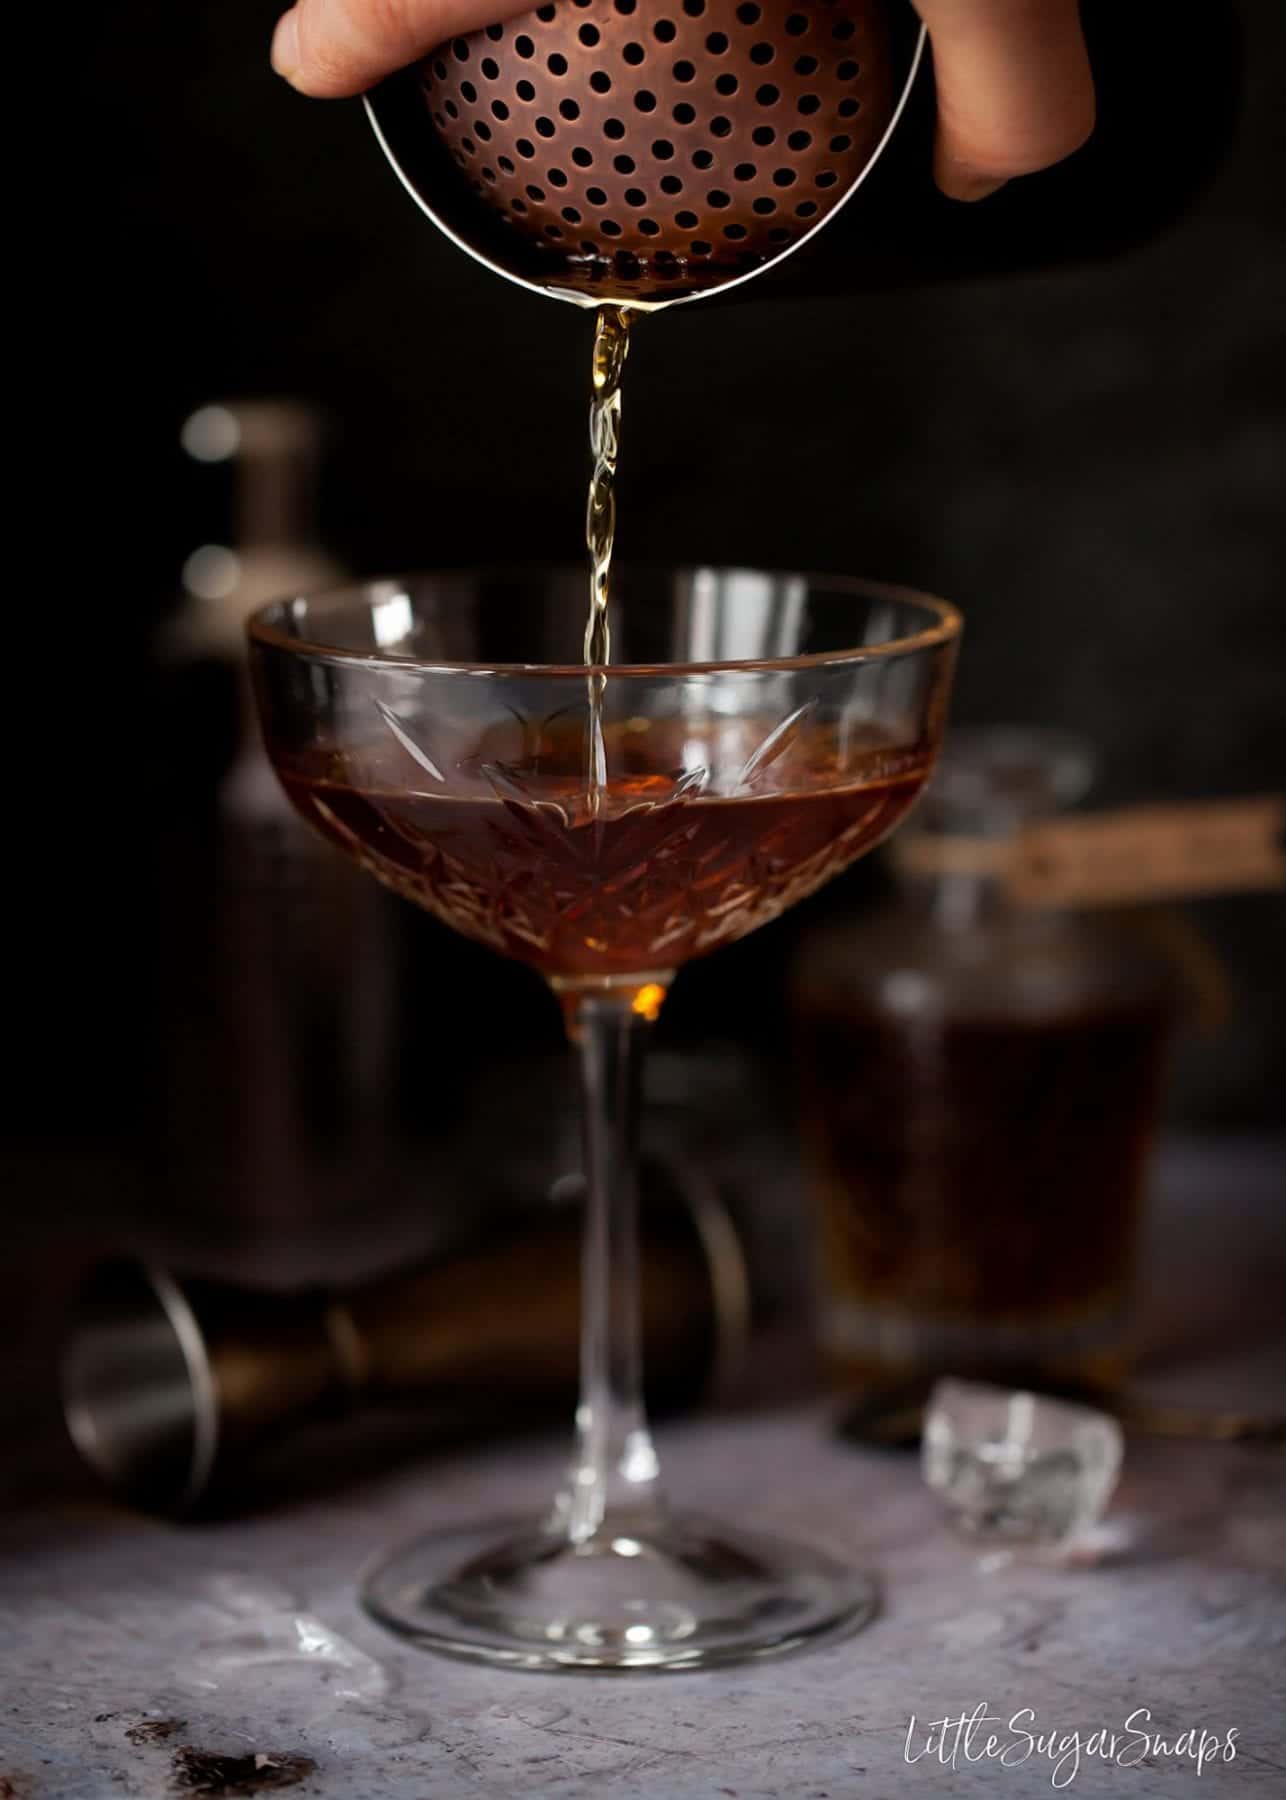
[271,0,531,99]
[914,0,1096,201]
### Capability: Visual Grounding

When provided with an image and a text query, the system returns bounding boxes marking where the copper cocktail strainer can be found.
[367,0,924,305]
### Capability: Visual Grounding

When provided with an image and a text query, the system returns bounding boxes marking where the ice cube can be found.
[923,1379,1123,1545]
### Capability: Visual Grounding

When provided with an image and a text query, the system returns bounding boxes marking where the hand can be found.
[270,0,1095,201]
[915,0,1095,199]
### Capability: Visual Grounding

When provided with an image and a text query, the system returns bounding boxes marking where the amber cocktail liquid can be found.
[278,720,931,1008]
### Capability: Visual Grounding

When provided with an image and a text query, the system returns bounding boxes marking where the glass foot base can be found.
[362,1512,877,1672]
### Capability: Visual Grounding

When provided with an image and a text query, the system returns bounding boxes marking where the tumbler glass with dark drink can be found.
[793,730,1178,1414]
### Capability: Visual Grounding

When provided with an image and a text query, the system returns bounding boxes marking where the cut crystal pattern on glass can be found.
[322,700,932,978]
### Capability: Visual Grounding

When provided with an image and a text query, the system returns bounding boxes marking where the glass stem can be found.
[560,995,664,1545]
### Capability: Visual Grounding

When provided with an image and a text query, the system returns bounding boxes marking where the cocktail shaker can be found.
[62,1155,750,1514]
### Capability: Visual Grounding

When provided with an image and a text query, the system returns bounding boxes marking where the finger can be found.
[914,0,1096,201]
[271,0,532,98]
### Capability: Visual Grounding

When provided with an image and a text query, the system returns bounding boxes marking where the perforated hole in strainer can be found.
[419,0,894,300]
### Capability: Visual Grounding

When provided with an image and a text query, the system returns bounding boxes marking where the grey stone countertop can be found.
[2,1138,1284,1799]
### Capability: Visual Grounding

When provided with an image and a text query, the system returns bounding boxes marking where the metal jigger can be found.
[61,1157,750,1515]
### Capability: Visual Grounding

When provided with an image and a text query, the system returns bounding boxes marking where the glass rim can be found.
[246,566,962,678]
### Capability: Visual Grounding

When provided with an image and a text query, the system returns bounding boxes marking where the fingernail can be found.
[271,8,301,81]
[938,167,1008,203]
[953,173,1007,202]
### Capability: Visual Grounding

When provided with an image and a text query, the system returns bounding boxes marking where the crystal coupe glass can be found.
[249,565,960,1671]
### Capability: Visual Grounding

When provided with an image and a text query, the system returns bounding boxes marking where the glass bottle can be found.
[792,729,1178,1410]
[146,403,410,1272]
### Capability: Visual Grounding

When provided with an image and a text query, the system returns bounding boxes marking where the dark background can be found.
[19,0,1285,1162]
